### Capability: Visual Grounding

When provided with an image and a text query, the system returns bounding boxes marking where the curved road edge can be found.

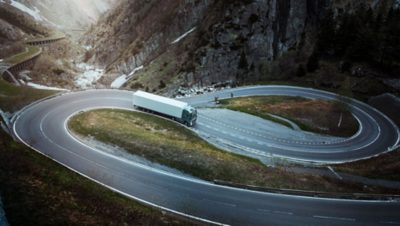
[11,104,228,226]
[9,87,400,225]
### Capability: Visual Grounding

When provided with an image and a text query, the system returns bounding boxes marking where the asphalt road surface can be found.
[182,86,400,163]
[13,86,400,225]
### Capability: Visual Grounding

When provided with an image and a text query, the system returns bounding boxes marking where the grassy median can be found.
[219,96,359,137]
[68,109,398,194]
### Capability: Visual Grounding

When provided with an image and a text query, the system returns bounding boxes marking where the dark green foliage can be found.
[307,51,319,72]
[158,80,166,89]
[296,64,306,77]
[248,13,259,24]
[238,51,248,70]
[317,9,336,54]
[316,5,400,73]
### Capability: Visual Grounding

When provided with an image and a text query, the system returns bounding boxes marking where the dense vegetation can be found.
[310,5,400,75]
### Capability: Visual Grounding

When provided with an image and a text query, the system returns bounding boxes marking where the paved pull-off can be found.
[13,86,400,225]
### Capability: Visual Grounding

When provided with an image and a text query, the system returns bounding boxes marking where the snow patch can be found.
[110,75,127,89]
[75,63,104,89]
[171,27,196,44]
[27,82,69,91]
[111,65,143,89]
[128,65,144,77]
[83,45,93,51]
[8,0,44,21]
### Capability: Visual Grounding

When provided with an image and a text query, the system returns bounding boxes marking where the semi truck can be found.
[132,90,197,127]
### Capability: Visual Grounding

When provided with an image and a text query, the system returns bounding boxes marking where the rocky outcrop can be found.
[84,0,331,87]
[0,18,24,41]
[188,0,330,84]
[83,0,212,72]
[84,0,398,90]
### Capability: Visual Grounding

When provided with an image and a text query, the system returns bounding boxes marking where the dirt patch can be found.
[334,148,400,181]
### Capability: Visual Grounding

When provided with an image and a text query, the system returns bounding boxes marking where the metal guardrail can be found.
[1,32,65,83]
[214,180,400,201]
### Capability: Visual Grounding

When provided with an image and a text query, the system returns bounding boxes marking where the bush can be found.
[296,64,306,77]
[158,80,166,89]
[307,52,319,72]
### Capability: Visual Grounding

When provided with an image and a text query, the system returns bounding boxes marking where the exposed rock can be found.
[82,0,400,92]
[83,0,331,88]
[0,18,24,41]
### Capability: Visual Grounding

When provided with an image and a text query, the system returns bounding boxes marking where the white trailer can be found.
[132,90,197,126]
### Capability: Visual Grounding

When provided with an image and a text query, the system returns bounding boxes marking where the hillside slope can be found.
[83,0,400,98]
[0,0,117,89]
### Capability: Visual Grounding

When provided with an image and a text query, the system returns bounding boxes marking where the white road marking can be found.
[204,199,236,208]
[313,215,355,222]
[327,166,343,180]
[380,221,400,225]
[273,210,293,215]
[257,208,271,213]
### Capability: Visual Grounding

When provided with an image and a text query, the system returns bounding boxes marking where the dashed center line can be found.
[380,221,400,225]
[313,215,356,222]
[273,210,293,215]
[198,114,342,146]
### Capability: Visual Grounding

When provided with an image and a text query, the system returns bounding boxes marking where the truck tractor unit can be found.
[132,90,197,127]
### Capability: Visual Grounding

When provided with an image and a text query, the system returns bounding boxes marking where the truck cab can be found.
[182,106,197,127]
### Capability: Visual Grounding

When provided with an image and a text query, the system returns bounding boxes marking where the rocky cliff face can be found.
[83,0,330,88]
[185,0,330,84]
[83,0,211,70]
[83,0,399,93]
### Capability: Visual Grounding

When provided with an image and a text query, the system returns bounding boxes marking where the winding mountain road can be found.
[12,86,400,225]
[183,86,400,163]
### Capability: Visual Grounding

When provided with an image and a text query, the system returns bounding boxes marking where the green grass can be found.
[0,78,55,112]
[219,96,359,137]
[219,96,303,129]
[0,130,194,225]
[67,109,395,194]
[69,109,264,183]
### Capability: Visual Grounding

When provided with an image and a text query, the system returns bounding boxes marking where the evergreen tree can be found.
[307,51,319,72]
[317,9,336,54]
[296,64,306,77]
[238,51,248,70]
